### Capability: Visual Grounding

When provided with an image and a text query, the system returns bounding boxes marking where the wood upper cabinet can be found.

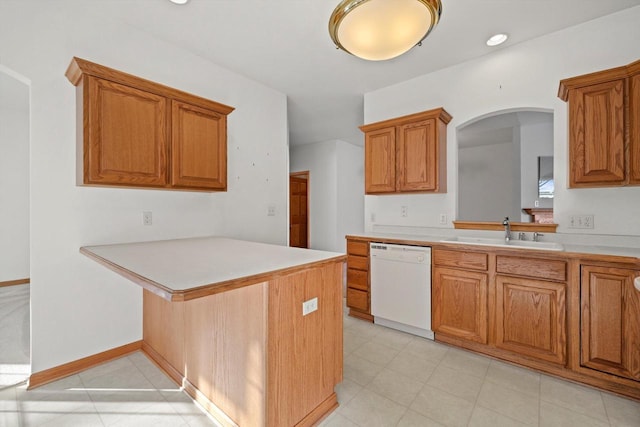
[66,57,234,191]
[559,59,640,188]
[580,265,640,382]
[171,101,226,190]
[364,127,396,193]
[85,76,169,186]
[361,108,451,194]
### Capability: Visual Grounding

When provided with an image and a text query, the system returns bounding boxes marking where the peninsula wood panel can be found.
[142,290,184,374]
[495,276,567,365]
[364,127,396,193]
[433,267,488,344]
[86,76,168,186]
[267,263,342,427]
[568,79,625,187]
[581,265,640,381]
[171,100,227,190]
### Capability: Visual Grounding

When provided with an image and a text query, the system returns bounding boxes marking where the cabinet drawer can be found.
[348,254,368,271]
[434,249,488,271]
[347,268,368,291]
[347,240,369,256]
[497,256,566,282]
[347,288,369,312]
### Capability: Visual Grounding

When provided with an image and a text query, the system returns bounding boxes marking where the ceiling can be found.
[65,1,640,146]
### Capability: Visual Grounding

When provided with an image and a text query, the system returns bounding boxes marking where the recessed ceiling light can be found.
[486,33,508,46]
[169,0,189,4]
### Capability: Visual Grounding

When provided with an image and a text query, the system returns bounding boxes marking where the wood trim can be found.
[80,246,345,302]
[28,341,142,390]
[0,278,29,287]
[66,57,235,115]
[348,309,374,322]
[359,107,452,132]
[558,64,629,101]
[453,220,558,233]
[294,393,339,427]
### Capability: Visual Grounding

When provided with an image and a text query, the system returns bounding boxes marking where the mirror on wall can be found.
[457,109,554,223]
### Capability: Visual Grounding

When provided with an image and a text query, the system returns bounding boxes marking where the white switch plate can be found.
[569,214,594,229]
[439,213,447,225]
[302,297,318,316]
[267,204,276,216]
[401,206,408,217]
[142,211,152,226]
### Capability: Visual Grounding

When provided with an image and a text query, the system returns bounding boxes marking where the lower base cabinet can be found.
[581,265,640,382]
[495,275,566,365]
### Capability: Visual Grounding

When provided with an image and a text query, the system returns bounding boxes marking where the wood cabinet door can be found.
[432,267,488,344]
[171,100,227,190]
[581,265,640,381]
[495,275,566,365]
[629,71,640,184]
[365,127,396,193]
[86,77,168,186]
[568,79,625,187]
[397,119,437,191]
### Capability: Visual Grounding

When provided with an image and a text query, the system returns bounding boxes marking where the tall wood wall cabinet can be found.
[65,57,234,191]
[558,59,640,188]
[360,108,452,194]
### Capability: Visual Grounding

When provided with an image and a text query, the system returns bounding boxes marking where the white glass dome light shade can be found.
[329,0,442,61]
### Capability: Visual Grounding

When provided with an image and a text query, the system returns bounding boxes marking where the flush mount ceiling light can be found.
[169,0,189,4]
[329,0,443,61]
[486,33,508,46]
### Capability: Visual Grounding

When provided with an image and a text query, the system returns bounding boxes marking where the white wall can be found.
[520,120,554,219]
[0,72,30,282]
[336,140,365,253]
[364,6,640,236]
[0,1,288,372]
[290,139,364,252]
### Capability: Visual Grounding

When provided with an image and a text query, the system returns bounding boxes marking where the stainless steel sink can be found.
[440,236,564,251]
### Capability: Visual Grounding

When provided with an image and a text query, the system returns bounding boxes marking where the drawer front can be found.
[434,249,488,271]
[347,268,369,291]
[347,288,369,312]
[497,256,566,282]
[347,240,369,256]
[347,254,368,271]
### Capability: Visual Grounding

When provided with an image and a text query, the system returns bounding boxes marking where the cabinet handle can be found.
[634,276,640,292]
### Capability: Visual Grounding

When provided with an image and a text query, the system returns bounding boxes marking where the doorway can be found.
[0,65,31,387]
[289,171,309,248]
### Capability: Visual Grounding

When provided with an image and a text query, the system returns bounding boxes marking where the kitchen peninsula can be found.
[81,236,346,427]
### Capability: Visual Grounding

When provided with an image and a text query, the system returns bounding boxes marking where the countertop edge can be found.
[80,246,346,302]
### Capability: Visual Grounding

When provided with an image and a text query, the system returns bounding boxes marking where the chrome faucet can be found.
[502,217,511,242]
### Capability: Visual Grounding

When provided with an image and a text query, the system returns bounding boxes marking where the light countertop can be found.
[81,236,345,301]
[348,232,640,261]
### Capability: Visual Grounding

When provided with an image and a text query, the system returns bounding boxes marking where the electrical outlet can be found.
[401,206,408,217]
[569,214,594,229]
[267,204,276,216]
[302,297,318,316]
[371,212,376,222]
[142,211,152,226]
[534,200,540,207]
[439,213,447,225]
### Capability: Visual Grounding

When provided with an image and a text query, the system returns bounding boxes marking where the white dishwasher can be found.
[370,243,433,339]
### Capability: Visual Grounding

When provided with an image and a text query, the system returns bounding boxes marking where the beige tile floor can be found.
[1,298,639,426]
[0,283,30,386]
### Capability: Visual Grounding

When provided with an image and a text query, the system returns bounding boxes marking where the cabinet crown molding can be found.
[557,58,640,101]
[65,57,235,115]
[359,107,452,132]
